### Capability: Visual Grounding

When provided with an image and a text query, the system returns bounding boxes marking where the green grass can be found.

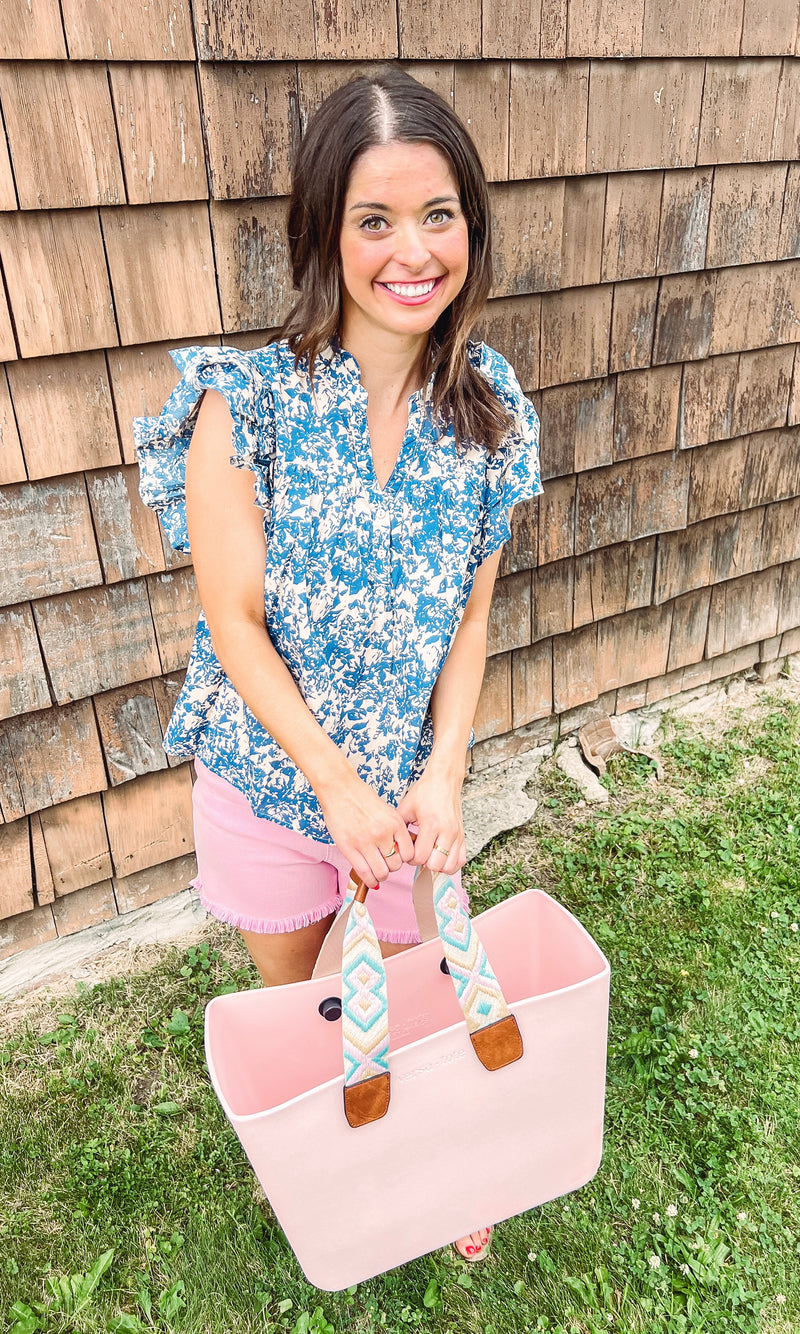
[2,691,799,1334]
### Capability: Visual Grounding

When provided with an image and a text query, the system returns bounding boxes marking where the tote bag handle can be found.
[314,864,523,1128]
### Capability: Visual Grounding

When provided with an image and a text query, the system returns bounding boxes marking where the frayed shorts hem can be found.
[195,879,426,944]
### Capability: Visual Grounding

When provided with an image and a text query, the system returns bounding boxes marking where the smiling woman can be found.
[134,67,543,1267]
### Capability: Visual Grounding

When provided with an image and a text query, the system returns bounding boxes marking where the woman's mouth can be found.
[377,276,445,305]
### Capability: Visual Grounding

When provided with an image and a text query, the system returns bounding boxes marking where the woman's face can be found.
[339,140,470,349]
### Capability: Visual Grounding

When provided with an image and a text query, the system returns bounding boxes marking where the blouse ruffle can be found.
[473,343,543,562]
[133,344,277,554]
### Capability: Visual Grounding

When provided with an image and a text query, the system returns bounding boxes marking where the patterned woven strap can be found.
[432,874,512,1035]
[341,898,389,1087]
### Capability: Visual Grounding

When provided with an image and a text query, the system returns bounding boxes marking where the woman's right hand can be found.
[314,769,415,889]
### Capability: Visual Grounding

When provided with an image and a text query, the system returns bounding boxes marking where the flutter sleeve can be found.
[472,342,543,563]
[133,344,276,553]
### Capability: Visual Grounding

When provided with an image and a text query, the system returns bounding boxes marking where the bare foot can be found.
[453,1226,492,1261]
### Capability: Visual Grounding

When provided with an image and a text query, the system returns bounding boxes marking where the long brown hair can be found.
[273,68,513,452]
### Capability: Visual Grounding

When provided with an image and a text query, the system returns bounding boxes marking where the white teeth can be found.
[383,279,437,297]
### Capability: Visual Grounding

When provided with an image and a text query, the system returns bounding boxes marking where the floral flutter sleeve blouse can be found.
[134,339,542,843]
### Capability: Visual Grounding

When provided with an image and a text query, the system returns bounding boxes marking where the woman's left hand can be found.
[396,769,466,878]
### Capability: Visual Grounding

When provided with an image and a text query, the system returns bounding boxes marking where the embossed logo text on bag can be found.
[397,1048,466,1082]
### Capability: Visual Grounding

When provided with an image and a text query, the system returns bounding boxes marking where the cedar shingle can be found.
[731,346,794,436]
[740,0,799,55]
[778,558,800,633]
[113,852,198,913]
[199,64,299,200]
[0,903,57,957]
[652,270,716,364]
[60,0,194,58]
[500,498,540,577]
[587,59,705,173]
[87,465,167,582]
[642,0,744,56]
[147,568,201,672]
[688,437,748,522]
[709,261,800,356]
[38,792,113,894]
[2,0,66,58]
[478,296,541,394]
[473,652,511,740]
[0,370,25,485]
[0,209,117,357]
[657,169,712,274]
[705,163,786,268]
[614,364,681,459]
[609,278,658,372]
[491,180,564,297]
[296,63,366,131]
[508,62,589,178]
[707,566,782,654]
[540,286,612,387]
[789,346,800,426]
[7,351,120,479]
[576,461,632,554]
[0,122,15,212]
[541,377,615,474]
[195,0,315,58]
[95,680,169,784]
[566,0,644,56]
[679,353,739,448]
[511,640,553,726]
[627,535,657,607]
[312,0,398,58]
[667,586,712,669]
[655,517,716,602]
[778,163,800,259]
[0,699,106,820]
[741,426,800,507]
[573,544,630,626]
[538,474,576,564]
[601,171,663,282]
[552,622,596,711]
[30,812,55,904]
[486,571,531,655]
[772,57,800,159]
[483,0,540,58]
[698,60,783,165]
[533,558,574,639]
[0,283,16,361]
[110,63,207,206]
[398,0,480,57]
[211,198,293,332]
[0,819,34,919]
[34,580,161,704]
[102,203,221,346]
[630,449,690,539]
[102,764,194,877]
[52,881,116,934]
[0,604,50,720]
[0,475,101,606]
[561,175,605,289]
[454,63,509,183]
[0,62,124,209]
[595,603,672,691]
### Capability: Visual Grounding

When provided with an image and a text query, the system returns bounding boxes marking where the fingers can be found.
[414,827,466,878]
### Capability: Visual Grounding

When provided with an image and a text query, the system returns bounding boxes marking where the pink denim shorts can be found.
[191,758,465,944]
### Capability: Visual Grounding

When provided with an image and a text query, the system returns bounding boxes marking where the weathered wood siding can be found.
[2,1,800,957]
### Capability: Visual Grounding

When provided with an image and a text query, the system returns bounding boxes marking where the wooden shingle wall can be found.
[2,2,800,958]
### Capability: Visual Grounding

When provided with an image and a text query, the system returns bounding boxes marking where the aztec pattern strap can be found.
[432,874,512,1034]
[341,898,389,1087]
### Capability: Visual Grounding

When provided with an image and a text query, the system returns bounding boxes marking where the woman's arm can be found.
[397,546,504,874]
[185,389,415,885]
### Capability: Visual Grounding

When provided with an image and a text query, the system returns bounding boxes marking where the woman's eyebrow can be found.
[348,194,460,212]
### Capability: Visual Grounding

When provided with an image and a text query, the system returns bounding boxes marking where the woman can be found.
[136,67,542,1262]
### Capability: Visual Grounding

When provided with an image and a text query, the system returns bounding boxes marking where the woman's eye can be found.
[360,216,387,232]
[427,209,454,225]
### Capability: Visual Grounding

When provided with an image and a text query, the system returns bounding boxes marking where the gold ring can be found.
[382,841,399,859]
[433,844,449,856]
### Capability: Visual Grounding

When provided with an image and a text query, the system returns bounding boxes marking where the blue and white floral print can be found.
[134,339,542,842]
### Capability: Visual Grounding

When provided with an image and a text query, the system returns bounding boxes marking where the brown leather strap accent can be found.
[470,1014,524,1071]
[343,1071,391,1127]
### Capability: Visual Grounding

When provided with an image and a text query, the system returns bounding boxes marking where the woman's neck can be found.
[340,324,429,413]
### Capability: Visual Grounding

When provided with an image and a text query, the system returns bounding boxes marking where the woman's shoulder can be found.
[467,340,528,411]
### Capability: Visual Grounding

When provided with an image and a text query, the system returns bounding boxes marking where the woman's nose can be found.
[393,225,432,269]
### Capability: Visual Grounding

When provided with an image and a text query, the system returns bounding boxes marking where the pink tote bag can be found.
[204,871,610,1291]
